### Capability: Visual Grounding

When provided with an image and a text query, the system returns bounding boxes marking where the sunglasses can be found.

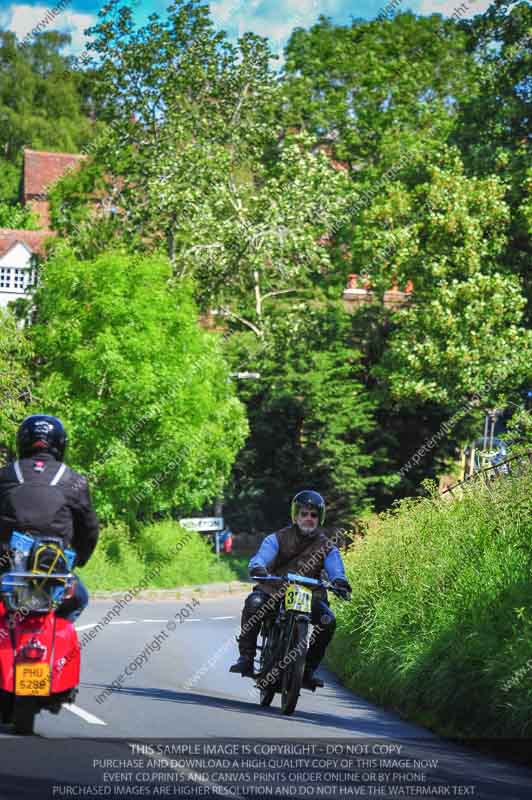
[298,509,319,519]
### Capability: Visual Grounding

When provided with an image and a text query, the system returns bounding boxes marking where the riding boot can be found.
[229,590,271,675]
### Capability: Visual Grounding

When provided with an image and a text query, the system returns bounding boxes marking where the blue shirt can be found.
[248,532,346,582]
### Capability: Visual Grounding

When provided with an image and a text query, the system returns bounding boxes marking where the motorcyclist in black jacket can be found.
[0,415,99,621]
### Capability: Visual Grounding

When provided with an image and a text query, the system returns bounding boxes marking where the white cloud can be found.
[60,10,96,53]
[209,0,343,54]
[1,3,96,53]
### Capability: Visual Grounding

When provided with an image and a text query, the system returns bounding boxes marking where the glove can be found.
[250,565,268,578]
[332,577,352,597]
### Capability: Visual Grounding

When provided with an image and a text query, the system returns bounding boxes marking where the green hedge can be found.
[80,520,240,591]
[328,466,532,738]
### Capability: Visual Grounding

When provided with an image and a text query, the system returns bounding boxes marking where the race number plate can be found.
[285,583,312,613]
[15,663,50,696]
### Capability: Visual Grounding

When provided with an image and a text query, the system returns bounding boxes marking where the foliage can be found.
[28,247,248,522]
[0,30,98,202]
[275,6,531,511]
[0,307,33,454]
[0,161,21,206]
[48,0,352,337]
[501,408,532,457]
[381,272,531,406]
[282,11,478,165]
[453,0,532,325]
[48,160,120,257]
[0,202,41,229]
[15,0,531,522]
[339,144,531,406]
[81,519,242,590]
[328,465,532,738]
[224,300,383,530]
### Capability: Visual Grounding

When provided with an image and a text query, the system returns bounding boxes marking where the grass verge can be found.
[328,466,532,739]
[80,519,246,591]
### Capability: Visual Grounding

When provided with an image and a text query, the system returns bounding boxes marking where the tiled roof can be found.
[22,148,86,198]
[0,229,55,259]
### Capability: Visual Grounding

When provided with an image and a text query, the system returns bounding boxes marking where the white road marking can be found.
[64,703,107,726]
[76,615,237,632]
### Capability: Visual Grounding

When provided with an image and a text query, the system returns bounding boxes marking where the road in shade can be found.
[0,595,530,800]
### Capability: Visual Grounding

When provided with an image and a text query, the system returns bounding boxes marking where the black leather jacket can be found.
[0,452,99,567]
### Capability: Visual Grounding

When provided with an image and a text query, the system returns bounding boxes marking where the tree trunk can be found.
[254,269,262,321]
[167,213,177,275]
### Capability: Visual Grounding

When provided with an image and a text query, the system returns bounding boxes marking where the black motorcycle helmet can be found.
[16,415,68,462]
[290,490,326,527]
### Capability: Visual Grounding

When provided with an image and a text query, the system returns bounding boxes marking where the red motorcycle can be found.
[0,532,80,734]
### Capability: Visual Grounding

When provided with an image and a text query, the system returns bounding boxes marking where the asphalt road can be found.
[0,595,531,800]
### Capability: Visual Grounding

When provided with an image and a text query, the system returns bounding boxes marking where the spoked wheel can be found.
[257,622,278,707]
[281,620,308,716]
[13,699,37,735]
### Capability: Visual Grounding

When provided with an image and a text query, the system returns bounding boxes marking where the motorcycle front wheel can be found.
[258,620,278,707]
[281,618,308,715]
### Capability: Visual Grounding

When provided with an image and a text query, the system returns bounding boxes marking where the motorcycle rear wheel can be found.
[13,699,37,735]
[281,620,307,716]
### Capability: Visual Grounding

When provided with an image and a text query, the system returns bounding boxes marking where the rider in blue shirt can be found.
[230,490,351,689]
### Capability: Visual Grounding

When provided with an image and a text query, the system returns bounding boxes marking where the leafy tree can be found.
[277,6,532,507]
[224,300,382,530]
[0,202,41,229]
[282,12,477,166]
[454,0,532,318]
[50,0,351,335]
[50,132,351,335]
[0,30,98,203]
[349,146,532,406]
[0,308,33,456]
[28,247,248,522]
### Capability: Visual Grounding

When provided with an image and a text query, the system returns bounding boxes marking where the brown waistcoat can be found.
[258,524,334,599]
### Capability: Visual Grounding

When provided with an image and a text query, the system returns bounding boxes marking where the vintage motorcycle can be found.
[252,572,350,715]
[0,531,80,734]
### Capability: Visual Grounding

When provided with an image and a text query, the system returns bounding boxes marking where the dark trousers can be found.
[238,588,336,671]
[56,576,89,622]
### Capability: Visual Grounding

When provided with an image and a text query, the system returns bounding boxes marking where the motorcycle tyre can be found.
[13,698,37,735]
[281,619,307,716]
[258,622,277,707]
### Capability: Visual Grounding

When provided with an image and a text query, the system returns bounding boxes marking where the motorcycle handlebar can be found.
[252,574,351,600]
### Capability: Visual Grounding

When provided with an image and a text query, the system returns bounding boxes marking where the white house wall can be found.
[0,242,34,308]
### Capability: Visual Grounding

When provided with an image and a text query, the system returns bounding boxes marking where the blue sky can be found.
[0,0,495,57]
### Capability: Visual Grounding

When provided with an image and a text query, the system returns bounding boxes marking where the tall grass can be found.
[328,466,532,738]
[80,520,241,591]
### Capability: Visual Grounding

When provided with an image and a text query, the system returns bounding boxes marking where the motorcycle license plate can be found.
[15,663,50,696]
[285,583,312,613]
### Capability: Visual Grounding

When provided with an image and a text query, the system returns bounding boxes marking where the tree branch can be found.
[219,307,263,338]
[262,288,301,302]
[231,82,250,128]
[183,242,225,259]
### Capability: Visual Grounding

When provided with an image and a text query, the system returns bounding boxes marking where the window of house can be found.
[0,267,30,291]
[0,268,12,289]
[13,268,26,290]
